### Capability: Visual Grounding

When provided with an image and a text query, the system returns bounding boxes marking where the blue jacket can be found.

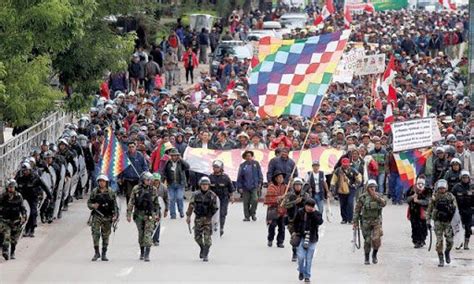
[236,160,263,191]
[267,156,298,184]
[120,151,149,181]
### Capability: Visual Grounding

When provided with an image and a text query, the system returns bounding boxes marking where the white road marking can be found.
[116,266,134,277]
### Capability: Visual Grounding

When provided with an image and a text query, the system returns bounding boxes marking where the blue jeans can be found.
[339,189,356,222]
[297,239,317,279]
[388,173,402,203]
[376,173,385,194]
[168,184,184,218]
[313,194,324,214]
[146,78,155,94]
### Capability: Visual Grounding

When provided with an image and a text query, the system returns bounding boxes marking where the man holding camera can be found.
[292,199,324,283]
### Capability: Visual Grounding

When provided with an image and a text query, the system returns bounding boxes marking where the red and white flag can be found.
[364,2,375,13]
[384,103,394,133]
[381,55,397,104]
[372,76,383,111]
[439,0,456,11]
[314,0,335,25]
[421,95,428,118]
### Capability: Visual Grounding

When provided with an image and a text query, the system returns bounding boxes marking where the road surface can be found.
[1,196,472,283]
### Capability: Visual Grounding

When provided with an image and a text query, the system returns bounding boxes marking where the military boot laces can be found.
[10,244,16,260]
[144,247,150,262]
[364,253,370,265]
[91,246,100,261]
[140,247,145,260]
[444,250,451,264]
[372,249,378,264]
[464,238,469,250]
[101,247,109,261]
[2,246,9,261]
[438,253,444,267]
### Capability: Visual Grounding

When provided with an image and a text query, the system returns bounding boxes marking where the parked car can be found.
[209,41,253,76]
[279,13,308,29]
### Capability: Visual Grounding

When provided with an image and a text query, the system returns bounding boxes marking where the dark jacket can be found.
[162,159,190,186]
[236,160,263,191]
[209,173,235,201]
[15,172,52,201]
[267,156,298,184]
[293,208,324,243]
[119,151,149,181]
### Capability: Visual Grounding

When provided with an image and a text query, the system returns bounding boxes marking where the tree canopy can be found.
[0,0,160,127]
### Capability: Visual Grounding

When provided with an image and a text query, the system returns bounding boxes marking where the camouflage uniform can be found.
[0,191,27,260]
[87,187,118,248]
[186,189,218,258]
[127,184,160,250]
[353,191,386,255]
[427,191,457,254]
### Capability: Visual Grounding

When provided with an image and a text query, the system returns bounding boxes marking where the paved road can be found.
[1,195,472,283]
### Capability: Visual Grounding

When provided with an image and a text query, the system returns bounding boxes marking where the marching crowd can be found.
[1,3,473,282]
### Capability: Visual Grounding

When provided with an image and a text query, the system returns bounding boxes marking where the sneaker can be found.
[267,241,272,247]
[340,221,347,224]
[153,241,160,246]
[243,218,250,222]
[304,278,310,282]
[180,213,184,218]
[298,273,304,281]
[251,216,257,221]
[277,243,285,248]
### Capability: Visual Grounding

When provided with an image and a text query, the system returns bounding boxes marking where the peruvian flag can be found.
[381,55,397,104]
[384,103,394,133]
[344,3,352,29]
[314,0,335,25]
[372,76,383,111]
[421,95,429,118]
[364,2,375,13]
[439,0,456,11]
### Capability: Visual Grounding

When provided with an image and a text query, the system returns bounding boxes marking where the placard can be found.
[392,118,433,152]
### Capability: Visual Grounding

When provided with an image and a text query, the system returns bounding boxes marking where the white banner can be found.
[334,58,354,83]
[431,118,443,142]
[353,54,386,76]
[392,118,433,152]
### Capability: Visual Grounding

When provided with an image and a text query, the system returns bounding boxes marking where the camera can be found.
[303,230,310,249]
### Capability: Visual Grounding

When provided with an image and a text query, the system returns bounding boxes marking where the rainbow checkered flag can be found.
[249,30,350,118]
[394,149,432,188]
[99,128,131,177]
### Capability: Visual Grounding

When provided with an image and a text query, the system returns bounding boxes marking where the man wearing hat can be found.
[236,150,263,222]
[267,147,298,185]
[305,161,329,214]
[330,158,362,224]
[264,170,288,248]
[162,148,190,219]
[118,141,149,205]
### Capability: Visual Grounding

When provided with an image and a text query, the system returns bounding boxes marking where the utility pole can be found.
[0,120,4,144]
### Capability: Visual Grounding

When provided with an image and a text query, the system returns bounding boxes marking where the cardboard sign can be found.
[392,118,433,152]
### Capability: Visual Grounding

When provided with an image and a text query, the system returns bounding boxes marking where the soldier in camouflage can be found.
[186,176,219,262]
[0,179,27,260]
[87,174,118,261]
[127,172,160,262]
[427,179,458,267]
[353,179,386,265]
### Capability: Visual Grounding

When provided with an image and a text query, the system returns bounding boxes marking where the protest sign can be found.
[354,54,386,76]
[392,118,433,152]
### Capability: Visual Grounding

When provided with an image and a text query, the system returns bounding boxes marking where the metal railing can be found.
[0,111,73,189]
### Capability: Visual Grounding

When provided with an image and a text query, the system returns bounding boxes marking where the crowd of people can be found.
[1,3,473,282]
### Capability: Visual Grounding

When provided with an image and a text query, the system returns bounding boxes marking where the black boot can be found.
[372,249,378,264]
[444,249,450,264]
[199,245,204,259]
[291,247,297,262]
[144,247,150,262]
[2,245,9,260]
[438,253,444,267]
[91,246,100,261]
[202,246,209,262]
[140,246,145,260]
[464,238,470,250]
[364,253,370,265]
[101,247,109,261]
[10,244,16,260]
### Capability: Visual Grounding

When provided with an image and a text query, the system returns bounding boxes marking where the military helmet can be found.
[367,179,378,188]
[212,160,224,169]
[460,170,470,178]
[21,162,32,170]
[293,178,304,185]
[450,158,461,165]
[6,179,17,188]
[31,148,41,156]
[44,150,54,158]
[435,179,448,190]
[96,174,109,182]
[152,173,161,181]
[58,138,69,146]
[141,171,153,181]
[199,176,211,185]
